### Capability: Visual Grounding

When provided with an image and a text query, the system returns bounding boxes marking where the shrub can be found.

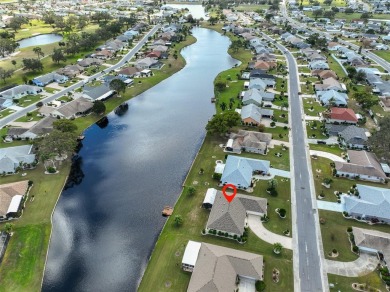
[332,248,337,254]
[47,167,56,173]
[352,245,359,253]
[212,173,222,180]
[270,121,276,127]
[347,227,352,232]
[255,280,266,292]
[278,208,286,217]
[28,180,33,186]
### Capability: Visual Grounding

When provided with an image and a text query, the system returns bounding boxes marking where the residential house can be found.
[32,72,68,86]
[7,116,56,139]
[226,130,272,155]
[314,77,345,92]
[206,191,267,237]
[325,107,358,124]
[83,84,115,101]
[0,145,36,173]
[77,58,103,67]
[242,88,274,106]
[335,150,387,182]
[118,66,141,78]
[316,90,348,106]
[94,49,113,59]
[136,57,158,69]
[343,184,390,223]
[56,64,84,78]
[220,155,270,189]
[0,180,29,219]
[253,60,276,71]
[0,85,42,100]
[325,124,367,148]
[309,60,329,70]
[249,69,275,81]
[353,227,390,264]
[51,97,93,119]
[183,241,264,291]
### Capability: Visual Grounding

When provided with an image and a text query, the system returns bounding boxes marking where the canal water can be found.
[42,28,238,292]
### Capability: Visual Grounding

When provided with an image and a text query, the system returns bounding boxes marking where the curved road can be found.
[261,32,328,291]
[0,25,161,128]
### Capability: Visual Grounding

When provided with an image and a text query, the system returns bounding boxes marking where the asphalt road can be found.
[280,1,390,72]
[0,24,161,128]
[261,32,327,292]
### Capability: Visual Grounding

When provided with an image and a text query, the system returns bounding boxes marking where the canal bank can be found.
[0,32,196,292]
[41,28,237,292]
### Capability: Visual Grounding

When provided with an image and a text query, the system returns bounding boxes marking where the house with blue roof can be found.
[343,184,390,223]
[220,156,270,189]
[316,90,348,106]
[32,72,68,87]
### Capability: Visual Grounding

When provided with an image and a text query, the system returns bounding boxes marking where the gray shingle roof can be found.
[206,191,267,236]
[353,227,390,263]
[339,125,368,146]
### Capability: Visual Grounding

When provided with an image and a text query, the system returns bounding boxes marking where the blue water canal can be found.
[42,28,238,291]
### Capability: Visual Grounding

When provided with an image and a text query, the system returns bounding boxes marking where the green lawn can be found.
[319,210,390,262]
[303,98,324,116]
[328,272,387,291]
[328,55,346,78]
[372,50,390,63]
[306,121,327,139]
[15,111,43,122]
[304,12,390,21]
[235,4,270,11]
[138,134,294,292]
[0,161,71,292]
[309,143,343,156]
[311,157,390,203]
[300,0,346,7]
[16,95,44,108]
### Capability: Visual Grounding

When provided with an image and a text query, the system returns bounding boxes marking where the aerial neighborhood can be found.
[0,0,390,291]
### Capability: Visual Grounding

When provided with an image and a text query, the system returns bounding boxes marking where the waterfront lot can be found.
[139,134,294,291]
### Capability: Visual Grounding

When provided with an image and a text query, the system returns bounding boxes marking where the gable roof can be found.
[353,227,390,263]
[229,130,272,151]
[0,180,29,217]
[241,104,262,124]
[221,155,270,188]
[344,184,390,221]
[339,125,367,145]
[335,150,386,179]
[187,242,263,292]
[54,97,93,118]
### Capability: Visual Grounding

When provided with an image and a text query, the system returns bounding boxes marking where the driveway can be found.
[238,278,256,292]
[247,214,292,249]
[316,200,344,212]
[309,150,345,162]
[325,253,379,277]
[307,137,338,145]
[269,168,290,178]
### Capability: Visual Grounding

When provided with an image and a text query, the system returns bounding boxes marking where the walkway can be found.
[316,200,344,212]
[247,214,293,249]
[309,150,345,162]
[325,253,379,277]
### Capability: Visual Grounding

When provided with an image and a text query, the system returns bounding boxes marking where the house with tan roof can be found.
[226,130,272,155]
[314,77,345,92]
[205,190,267,237]
[311,69,338,80]
[182,241,264,292]
[325,107,358,124]
[353,227,390,265]
[335,150,387,182]
[51,97,93,119]
[0,180,29,219]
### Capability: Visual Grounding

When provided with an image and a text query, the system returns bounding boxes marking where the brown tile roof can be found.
[330,107,358,122]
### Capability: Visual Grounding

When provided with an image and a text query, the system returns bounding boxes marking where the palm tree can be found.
[33,47,44,59]
[268,178,278,190]
[219,102,227,111]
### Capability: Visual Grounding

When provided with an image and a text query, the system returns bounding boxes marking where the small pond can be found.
[18,34,63,49]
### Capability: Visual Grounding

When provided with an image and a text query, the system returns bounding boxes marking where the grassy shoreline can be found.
[0,34,197,292]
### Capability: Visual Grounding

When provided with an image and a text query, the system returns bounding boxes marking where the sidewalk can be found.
[247,214,293,249]
[325,253,379,276]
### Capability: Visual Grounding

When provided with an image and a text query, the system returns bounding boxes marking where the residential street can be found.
[0,24,161,128]
[261,32,328,291]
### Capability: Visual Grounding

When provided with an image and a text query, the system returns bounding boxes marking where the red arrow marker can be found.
[222,184,237,203]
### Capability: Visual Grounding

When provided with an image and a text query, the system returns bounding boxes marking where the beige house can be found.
[0,180,29,219]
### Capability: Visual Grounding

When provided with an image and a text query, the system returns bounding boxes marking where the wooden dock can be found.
[162,206,173,217]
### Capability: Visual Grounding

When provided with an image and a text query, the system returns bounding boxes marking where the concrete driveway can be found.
[247,214,292,249]
[309,150,345,162]
[326,253,379,277]
[316,200,344,212]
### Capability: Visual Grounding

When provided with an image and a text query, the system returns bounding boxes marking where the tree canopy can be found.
[206,111,241,135]
[22,58,43,72]
[53,119,78,133]
[36,130,78,159]
[92,100,106,115]
[109,79,127,96]
[369,116,390,162]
